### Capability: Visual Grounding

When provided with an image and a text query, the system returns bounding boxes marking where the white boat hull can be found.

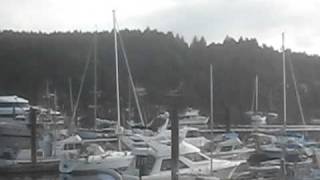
[0,121,30,137]
[122,165,238,180]
[59,151,133,173]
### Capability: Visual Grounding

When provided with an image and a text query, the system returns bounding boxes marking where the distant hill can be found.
[1,29,320,125]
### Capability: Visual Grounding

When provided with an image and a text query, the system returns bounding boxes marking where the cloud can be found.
[0,0,319,55]
[124,0,320,54]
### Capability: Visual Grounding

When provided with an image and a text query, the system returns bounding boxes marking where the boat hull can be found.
[59,152,133,173]
[0,122,30,137]
[0,159,59,174]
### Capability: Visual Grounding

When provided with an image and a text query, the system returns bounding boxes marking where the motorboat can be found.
[122,125,208,150]
[205,137,255,160]
[121,112,170,150]
[177,108,209,128]
[180,127,210,148]
[0,120,30,137]
[0,134,84,173]
[0,96,31,138]
[121,138,243,180]
[0,134,83,161]
[59,143,133,173]
[0,95,30,122]
[247,132,313,159]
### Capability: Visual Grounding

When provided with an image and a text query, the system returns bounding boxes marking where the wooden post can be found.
[171,106,179,180]
[30,107,37,165]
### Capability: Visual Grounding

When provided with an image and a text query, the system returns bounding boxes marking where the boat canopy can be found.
[58,135,82,144]
[132,140,200,158]
[0,96,29,103]
[178,108,200,117]
[217,137,243,147]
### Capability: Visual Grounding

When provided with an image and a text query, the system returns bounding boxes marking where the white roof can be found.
[59,135,82,144]
[218,137,242,147]
[133,140,200,158]
[0,96,29,103]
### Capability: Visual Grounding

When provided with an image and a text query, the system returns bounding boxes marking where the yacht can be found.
[59,144,133,173]
[177,108,209,128]
[205,137,255,160]
[121,138,244,180]
[122,125,208,150]
[0,95,31,138]
[0,95,30,122]
[180,127,210,148]
[0,135,83,172]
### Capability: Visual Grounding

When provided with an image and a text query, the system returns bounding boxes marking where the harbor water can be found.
[0,171,119,180]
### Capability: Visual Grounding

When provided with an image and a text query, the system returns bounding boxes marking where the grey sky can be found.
[0,0,319,55]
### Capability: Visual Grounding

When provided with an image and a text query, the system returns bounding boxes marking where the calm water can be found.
[0,172,118,180]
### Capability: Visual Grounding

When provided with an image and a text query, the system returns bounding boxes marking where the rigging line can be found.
[288,54,307,126]
[115,21,145,127]
[250,81,256,112]
[71,47,92,127]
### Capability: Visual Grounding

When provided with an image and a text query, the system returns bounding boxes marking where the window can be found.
[36,151,43,157]
[75,143,82,149]
[135,155,155,176]
[160,159,189,171]
[0,103,29,109]
[220,146,233,152]
[186,131,201,138]
[234,144,242,150]
[132,139,144,142]
[0,103,14,108]
[183,152,207,162]
[64,143,74,150]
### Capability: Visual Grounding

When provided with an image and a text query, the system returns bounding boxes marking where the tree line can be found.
[1,29,320,126]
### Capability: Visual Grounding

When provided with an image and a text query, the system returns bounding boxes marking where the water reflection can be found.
[0,171,118,180]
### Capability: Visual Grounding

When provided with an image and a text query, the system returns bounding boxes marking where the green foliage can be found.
[0,30,319,124]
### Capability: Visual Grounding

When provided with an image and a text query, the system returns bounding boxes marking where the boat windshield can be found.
[220,145,233,152]
[183,152,208,162]
[64,143,82,150]
[135,155,155,176]
[186,130,201,138]
[160,159,189,171]
[0,102,29,109]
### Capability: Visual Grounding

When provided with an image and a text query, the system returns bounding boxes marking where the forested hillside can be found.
[1,29,320,125]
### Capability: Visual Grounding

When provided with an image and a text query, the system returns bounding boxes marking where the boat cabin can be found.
[124,140,210,179]
[0,96,30,122]
[176,108,209,127]
[123,139,242,179]
[181,127,210,148]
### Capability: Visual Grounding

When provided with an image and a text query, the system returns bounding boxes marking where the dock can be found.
[199,124,320,133]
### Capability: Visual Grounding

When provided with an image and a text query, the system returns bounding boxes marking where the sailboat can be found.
[59,11,135,173]
[245,75,267,126]
[238,33,313,179]
[76,31,117,139]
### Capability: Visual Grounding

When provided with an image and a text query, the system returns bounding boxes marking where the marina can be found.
[1,2,320,180]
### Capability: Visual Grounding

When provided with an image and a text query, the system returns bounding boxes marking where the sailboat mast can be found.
[209,64,214,174]
[113,10,122,151]
[128,80,132,122]
[282,32,287,130]
[93,31,98,129]
[68,78,74,114]
[255,75,259,112]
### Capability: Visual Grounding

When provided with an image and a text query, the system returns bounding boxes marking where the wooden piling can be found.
[30,108,37,165]
[171,107,179,180]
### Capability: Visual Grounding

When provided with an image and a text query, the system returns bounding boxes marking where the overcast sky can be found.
[1,0,319,55]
